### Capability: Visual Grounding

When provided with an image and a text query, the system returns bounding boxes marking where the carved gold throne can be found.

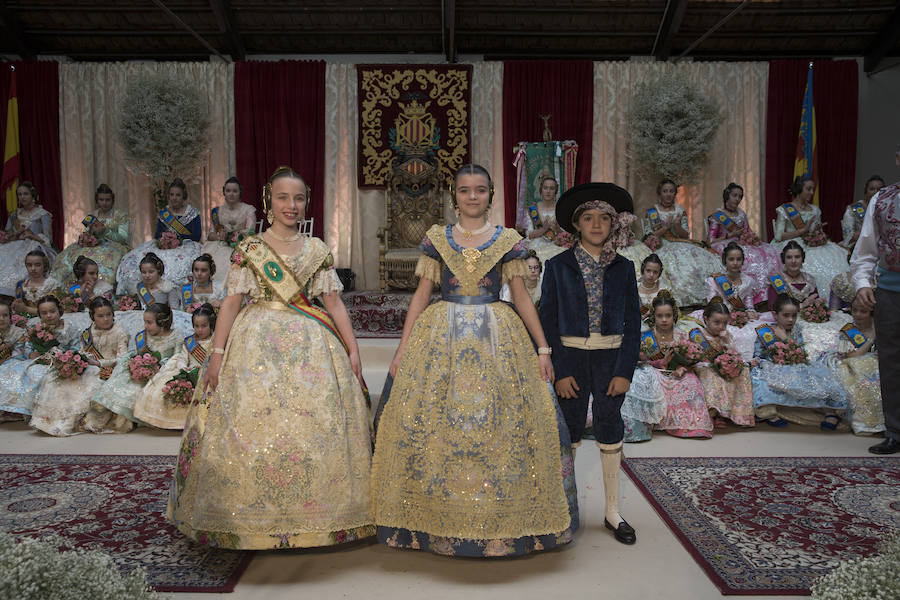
[377,158,444,291]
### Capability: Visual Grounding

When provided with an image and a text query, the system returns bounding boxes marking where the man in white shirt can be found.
[850,144,900,454]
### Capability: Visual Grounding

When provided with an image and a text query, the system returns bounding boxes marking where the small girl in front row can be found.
[31,297,129,436]
[830,296,883,435]
[622,291,713,439]
[691,300,755,429]
[0,295,80,422]
[82,303,181,433]
[134,303,216,429]
[135,252,179,308]
[751,294,848,429]
[179,254,225,311]
[637,254,670,320]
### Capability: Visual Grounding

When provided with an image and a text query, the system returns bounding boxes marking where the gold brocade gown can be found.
[371,225,578,557]
[167,237,373,549]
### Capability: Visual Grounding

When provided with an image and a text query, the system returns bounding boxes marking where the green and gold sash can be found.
[158,208,191,238]
[81,326,113,379]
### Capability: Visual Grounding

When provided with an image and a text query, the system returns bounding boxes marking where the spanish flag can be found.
[1,66,20,214]
[792,64,818,205]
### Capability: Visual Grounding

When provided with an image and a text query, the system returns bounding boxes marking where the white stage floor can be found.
[0,337,876,600]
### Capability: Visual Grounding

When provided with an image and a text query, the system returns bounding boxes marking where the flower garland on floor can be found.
[0,532,163,600]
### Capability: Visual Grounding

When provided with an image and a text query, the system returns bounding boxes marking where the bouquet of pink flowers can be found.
[127,351,162,384]
[802,225,828,247]
[28,322,60,355]
[227,230,252,248]
[115,295,138,312]
[162,367,199,407]
[712,349,745,380]
[554,230,577,249]
[77,231,100,247]
[667,340,705,369]
[157,231,181,250]
[11,313,26,328]
[51,349,90,380]
[184,301,203,314]
[643,233,661,251]
[800,297,830,323]
[739,227,760,246]
[230,250,245,266]
[729,310,750,328]
[59,294,85,314]
[768,338,808,365]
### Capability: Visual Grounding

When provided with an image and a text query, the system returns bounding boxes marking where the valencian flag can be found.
[792,64,818,205]
[1,66,20,214]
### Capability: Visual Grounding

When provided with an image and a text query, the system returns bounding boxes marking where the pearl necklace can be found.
[455,221,493,240]
[266,228,302,242]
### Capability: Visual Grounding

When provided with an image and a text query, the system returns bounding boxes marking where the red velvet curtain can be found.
[764,59,858,241]
[0,61,63,248]
[234,60,326,237]
[502,60,594,227]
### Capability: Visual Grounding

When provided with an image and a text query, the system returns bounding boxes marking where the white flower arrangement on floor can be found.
[627,71,722,184]
[0,532,165,600]
[810,530,900,600]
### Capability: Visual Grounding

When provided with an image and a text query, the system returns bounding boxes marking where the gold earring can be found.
[266,210,274,225]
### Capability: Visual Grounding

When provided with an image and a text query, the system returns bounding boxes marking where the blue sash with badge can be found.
[840,323,868,349]
[82,326,113,379]
[711,210,739,234]
[136,283,155,307]
[135,330,147,353]
[755,324,777,349]
[780,203,806,230]
[181,283,194,307]
[640,330,665,361]
[769,274,793,298]
[82,214,98,228]
[851,202,866,222]
[69,283,82,297]
[184,334,208,364]
[158,208,191,238]
[210,206,224,233]
[527,204,555,240]
[647,207,662,229]
[688,328,711,354]
[14,279,24,300]
[712,273,745,310]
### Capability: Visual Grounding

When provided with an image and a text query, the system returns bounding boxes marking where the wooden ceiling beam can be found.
[150,0,228,61]
[442,0,456,62]
[209,0,245,60]
[864,2,900,73]
[652,0,688,60]
[0,2,36,58]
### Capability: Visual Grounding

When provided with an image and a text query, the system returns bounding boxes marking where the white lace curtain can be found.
[58,62,236,246]
[592,61,769,240]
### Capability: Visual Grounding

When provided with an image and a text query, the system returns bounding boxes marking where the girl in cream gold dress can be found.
[168,167,372,550]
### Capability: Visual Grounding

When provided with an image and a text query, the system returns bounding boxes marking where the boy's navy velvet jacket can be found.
[539,248,641,382]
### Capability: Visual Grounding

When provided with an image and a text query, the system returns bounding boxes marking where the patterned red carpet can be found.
[622,456,900,595]
[343,291,414,338]
[0,454,252,593]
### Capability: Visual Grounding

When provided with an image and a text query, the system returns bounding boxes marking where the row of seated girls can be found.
[523,174,885,310]
[510,243,882,442]
[0,177,257,303]
[0,292,215,436]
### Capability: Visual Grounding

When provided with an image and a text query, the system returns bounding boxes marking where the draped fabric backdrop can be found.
[502,60,594,227]
[0,61,63,248]
[59,62,235,247]
[592,61,769,241]
[235,60,325,238]
[765,59,858,241]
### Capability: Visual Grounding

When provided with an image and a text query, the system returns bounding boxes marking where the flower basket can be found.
[28,322,60,355]
[115,295,138,312]
[162,367,199,407]
[554,230,576,249]
[667,340,705,370]
[738,227,760,246]
[802,225,828,248]
[77,231,100,248]
[800,297,830,323]
[127,351,162,384]
[51,349,91,380]
[156,231,181,250]
[712,349,745,380]
[643,233,661,251]
[729,310,750,328]
[768,338,808,365]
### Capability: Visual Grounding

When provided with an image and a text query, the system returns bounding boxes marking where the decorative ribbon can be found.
[769,274,793,298]
[181,283,194,307]
[688,328,711,353]
[136,283,155,307]
[81,327,113,379]
[852,202,866,222]
[183,334,208,364]
[135,330,147,353]
[14,279,24,300]
[82,214,98,228]
[781,203,806,230]
[713,273,745,310]
[711,210,740,233]
[640,330,665,361]
[755,324,777,348]
[840,323,868,349]
[158,208,191,238]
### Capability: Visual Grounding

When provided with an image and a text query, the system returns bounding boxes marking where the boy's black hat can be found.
[555,182,633,234]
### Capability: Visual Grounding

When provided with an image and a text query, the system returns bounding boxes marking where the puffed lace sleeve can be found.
[500,238,529,284]
[773,206,788,241]
[225,263,258,297]
[308,252,343,299]
[415,233,442,283]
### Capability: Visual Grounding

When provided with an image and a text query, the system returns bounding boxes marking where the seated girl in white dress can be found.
[524,175,568,264]
[133,252,179,308]
[133,303,215,429]
[30,297,129,436]
[10,250,61,318]
[201,177,257,285]
[67,256,114,306]
[178,254,225,311]
[637,254,672,321]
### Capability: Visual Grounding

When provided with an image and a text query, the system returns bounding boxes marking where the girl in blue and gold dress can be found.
[371,164,577,557]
